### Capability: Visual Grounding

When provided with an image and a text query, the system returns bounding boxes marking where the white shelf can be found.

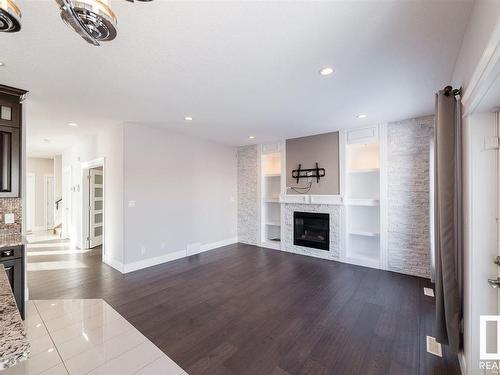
[263,198,280,203]
[348,168,379,174]
[349,230,380,237]
[345,130,383,271]
[261,146,283,250]
[265,221,281,227]
[345,198,380,206]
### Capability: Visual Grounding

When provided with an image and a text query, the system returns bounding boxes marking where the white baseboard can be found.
[103,257,124,273]
[121,237,238,274]
[200,237,238,252]
[27,226,47,233]
[123,249,186,273]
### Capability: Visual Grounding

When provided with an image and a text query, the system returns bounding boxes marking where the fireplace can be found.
[293,211,329,251]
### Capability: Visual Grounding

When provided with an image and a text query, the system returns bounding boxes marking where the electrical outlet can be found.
[160,242,166,250]
[140,246,146,255]
[128,201,136,207]
[4,213,14,224]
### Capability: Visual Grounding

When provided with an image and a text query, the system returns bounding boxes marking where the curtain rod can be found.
[443,85,462,97]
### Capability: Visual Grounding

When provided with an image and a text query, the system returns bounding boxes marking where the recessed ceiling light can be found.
[184,116,193,121]
[319,67,334,76]
[0,62,5,67]
[357,114,367,119]
[68,122,78,127]
[249,135,255,139]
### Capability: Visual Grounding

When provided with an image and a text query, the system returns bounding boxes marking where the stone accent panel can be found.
[237,145,259,245]
[282,203,343,260]
[0,198,22,235]
[387,116,434,278]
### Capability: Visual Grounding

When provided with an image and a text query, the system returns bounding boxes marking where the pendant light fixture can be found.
[0,0,153,46]
[56,0,117,46]
[0,0,21,32]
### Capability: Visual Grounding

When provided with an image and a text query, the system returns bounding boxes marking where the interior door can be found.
[89,169,103,248]
[26,174,35,232]
[45,176,55,229]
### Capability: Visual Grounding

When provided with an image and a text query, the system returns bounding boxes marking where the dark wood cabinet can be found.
[0,85,27,198]
[0,245,25,319]
[0,125,20,197]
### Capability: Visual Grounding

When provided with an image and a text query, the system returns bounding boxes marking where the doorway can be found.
[81,158,105,253]
[88,167,103,248]
[44,175,55,230]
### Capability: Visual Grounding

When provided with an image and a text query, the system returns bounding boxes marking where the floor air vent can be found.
[423,287,435,297]
[426,336,443,357]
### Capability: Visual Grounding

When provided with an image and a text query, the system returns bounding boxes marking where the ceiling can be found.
[1,0,473,157]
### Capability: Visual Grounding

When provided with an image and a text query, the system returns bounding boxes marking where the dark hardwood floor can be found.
[27,240,460,375]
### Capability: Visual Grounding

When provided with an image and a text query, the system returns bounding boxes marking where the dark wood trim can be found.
[0,84,28,98]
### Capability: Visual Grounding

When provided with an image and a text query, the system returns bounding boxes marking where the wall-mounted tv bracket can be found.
[291,163,325,183]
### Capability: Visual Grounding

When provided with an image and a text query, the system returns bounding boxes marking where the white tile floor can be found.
[3,299,186,375]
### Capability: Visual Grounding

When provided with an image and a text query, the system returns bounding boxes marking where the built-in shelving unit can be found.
[345,127,383,269]
[261,143,283,249]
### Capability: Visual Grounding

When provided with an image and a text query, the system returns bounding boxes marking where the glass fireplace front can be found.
[293,211,329,251]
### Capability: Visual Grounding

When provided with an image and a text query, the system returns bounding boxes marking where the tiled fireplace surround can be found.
[282,202,343,262]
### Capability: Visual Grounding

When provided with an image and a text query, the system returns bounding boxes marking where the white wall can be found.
[123,123,237,267]
[62,124,124,268]
[452,0,500,90]
[26,157,54,229]
[452,3,500,374]
[462,112,499,375]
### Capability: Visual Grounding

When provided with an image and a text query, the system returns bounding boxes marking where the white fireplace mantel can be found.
[279,194,343,205]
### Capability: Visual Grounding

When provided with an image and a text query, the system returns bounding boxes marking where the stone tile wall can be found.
[237,145,259,245]
[387,116,434,278]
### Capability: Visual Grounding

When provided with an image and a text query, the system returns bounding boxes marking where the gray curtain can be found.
[434,87,463,354]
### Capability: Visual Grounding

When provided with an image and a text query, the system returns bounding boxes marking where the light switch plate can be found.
[4,213,14,224]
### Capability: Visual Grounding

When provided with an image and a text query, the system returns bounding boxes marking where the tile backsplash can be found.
[0,198,22,234]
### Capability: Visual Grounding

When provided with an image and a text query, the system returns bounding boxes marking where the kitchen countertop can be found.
[0,264,29,369]
[0,233,26,248]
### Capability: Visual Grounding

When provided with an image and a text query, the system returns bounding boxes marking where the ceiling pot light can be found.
[184,116,193,121]
[319,67,334,76]
[68,122,78,127]
[0,62,4,67]
[55,0,117,46]
[0,0,22,32]
[249,136,255,139]
[357,114,367,119]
